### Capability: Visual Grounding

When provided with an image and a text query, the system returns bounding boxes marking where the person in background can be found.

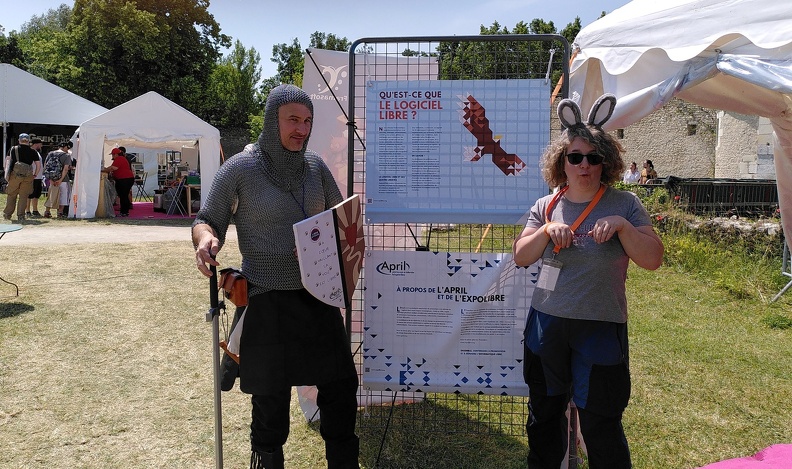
[25,138,45,218]
[639,159,657,184]
[622,161,640,184]
[3,133,40,221]
[119,146,135,209]
[43,142,73,218]
[192,84,360,469]
[101,147,135,217]
[66,141,75,182]
[512,95,664,469]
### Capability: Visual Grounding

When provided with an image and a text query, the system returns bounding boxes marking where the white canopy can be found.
[71,91,220,218]
[569,0,792,238]
[0,63,107,150]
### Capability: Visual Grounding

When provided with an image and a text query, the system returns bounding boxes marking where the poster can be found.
[365,79,550,224]
[363,250,540,395]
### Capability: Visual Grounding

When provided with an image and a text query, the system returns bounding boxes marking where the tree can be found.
[204,40,262,128]
[56,0,229,113]
[0,30,26,67]
[11,4,72,80]
[271,38,304,87]
[435,20,575,87]
[309,32,351,53]
[270,31,351,88]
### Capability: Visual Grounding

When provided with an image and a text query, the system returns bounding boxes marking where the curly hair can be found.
[541,125,625,189]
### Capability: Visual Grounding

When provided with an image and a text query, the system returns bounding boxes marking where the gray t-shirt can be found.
[525,186,652,323]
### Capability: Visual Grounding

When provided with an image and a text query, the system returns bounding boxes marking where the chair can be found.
[134,171,151,201]
[166,178,187,216]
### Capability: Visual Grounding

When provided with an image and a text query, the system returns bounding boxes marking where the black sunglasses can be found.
[566,152,604,166]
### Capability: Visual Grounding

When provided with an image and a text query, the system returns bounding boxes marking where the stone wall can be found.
[616,99,718,179]
[715,112,775,180]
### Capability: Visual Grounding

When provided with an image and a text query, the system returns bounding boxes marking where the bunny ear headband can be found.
[557,93,616,130]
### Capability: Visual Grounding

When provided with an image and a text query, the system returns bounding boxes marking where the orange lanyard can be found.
[545,184,606,254]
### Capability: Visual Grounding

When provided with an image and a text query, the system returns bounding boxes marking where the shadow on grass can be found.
[0,301,34,319]
[308,397,527,469]
[81,217,196,227]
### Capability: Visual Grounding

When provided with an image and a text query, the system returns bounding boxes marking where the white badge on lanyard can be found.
[536,257,563,291]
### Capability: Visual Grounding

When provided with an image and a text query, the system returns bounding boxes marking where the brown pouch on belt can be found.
[219,267,248,306]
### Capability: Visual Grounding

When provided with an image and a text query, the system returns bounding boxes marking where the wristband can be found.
[543,222,556,236]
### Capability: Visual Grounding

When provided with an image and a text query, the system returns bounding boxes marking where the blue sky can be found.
[3,0,630,77]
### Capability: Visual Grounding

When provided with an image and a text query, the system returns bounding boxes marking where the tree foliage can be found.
[0,32,25,68]
[435,19,580,87]
[204,40,262,128]
[12,4,73,81]
[270,32,351,88]
[309,32,351,53]
[52,0,230,113]
[271,38,304,87]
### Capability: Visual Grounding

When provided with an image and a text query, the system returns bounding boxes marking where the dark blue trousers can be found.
[523,308,632,469]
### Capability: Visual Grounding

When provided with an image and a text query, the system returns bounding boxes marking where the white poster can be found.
[363,250,539,396]
[365,79,550,224]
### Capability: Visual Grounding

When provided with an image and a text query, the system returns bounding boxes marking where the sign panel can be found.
[365,79,550,224]
[363,250,540,395]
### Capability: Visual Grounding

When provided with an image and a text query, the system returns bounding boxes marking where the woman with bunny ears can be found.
[513,95,663,468]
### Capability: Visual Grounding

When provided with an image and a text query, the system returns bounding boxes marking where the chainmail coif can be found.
[258,84,314,191]
[193,84,342,294]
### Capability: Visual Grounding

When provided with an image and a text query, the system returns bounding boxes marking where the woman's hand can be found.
[591,216,664,270]
[513,222,572,266]
[544,221,574,249]
[588,215,627,244]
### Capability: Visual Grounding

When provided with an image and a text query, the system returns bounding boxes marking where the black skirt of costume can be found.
[239,288,357,395]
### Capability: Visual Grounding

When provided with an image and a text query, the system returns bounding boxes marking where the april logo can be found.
[375,260,412,276]
[316,65,348,94]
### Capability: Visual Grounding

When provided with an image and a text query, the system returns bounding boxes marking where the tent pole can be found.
[2,122,7,162]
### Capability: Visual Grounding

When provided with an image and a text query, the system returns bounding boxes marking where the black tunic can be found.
[238,288,356,395]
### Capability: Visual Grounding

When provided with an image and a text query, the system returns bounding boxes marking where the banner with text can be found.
[363,250,539,395]
[365,79,550,224]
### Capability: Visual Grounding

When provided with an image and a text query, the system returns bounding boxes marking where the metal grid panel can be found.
[346,35,569,446]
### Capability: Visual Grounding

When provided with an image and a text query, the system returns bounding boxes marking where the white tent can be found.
[0,63,107,150]
[569,0,792,239]
[71,91,220,218]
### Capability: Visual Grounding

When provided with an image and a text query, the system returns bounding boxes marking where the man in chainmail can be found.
[193,84,359,469]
